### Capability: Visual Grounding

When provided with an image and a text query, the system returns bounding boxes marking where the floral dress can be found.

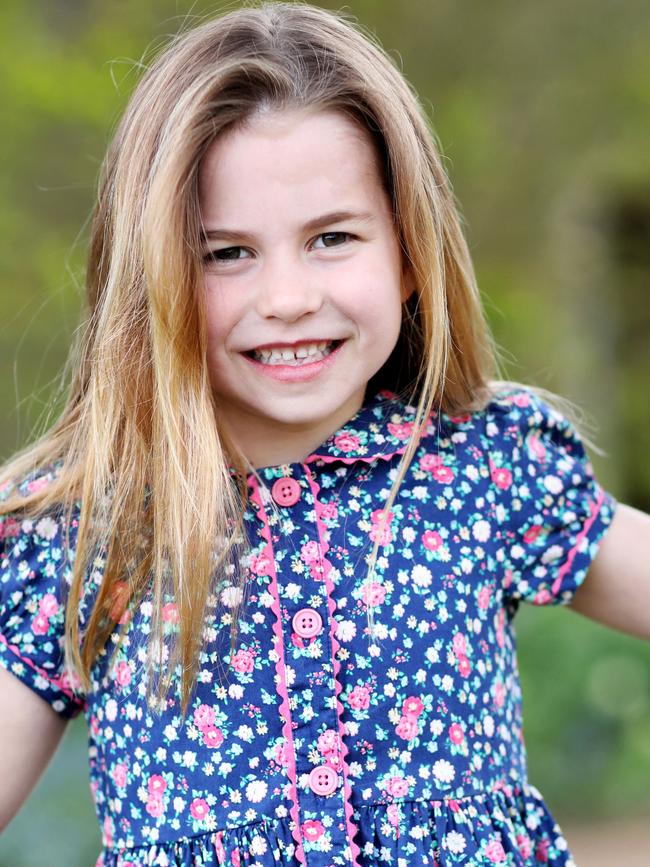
[0,385,617,866]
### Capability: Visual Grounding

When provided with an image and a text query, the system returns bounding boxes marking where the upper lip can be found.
[246,338,341,352]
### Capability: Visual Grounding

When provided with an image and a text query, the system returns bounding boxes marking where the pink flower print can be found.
[202,726,224,749]
[452,633,467,656]
[112,764,127,789]
[232,848,241,867]
[422,529,443,551]
[250,553,272,576]
[484,840,506,862]
[214,831,226,864]
[300,540,321,565]
[362,581,386,607]
[231,648,255,674]
[458,656,471,677]
[369,508,394,545]
[103,814,114,847]
[386,803,401,827]
[319,501,339,521]
[193,704,216,730]
[274,740,290,767]
[495,609,505,648]
[146,796,164,817]
[325,750,343,771]
[527,432,547,461]
[419,453,442,472]
[433,465,454,484]
[534,588,553,605]
[162,603,179,624]
[448,413,471,423]
[493,681,506,708]
[535,839,549,862]
[190,798,210,821]
[148,774,167,795]
[477,586,492,610]
[516,833,533,859]
[27,476,49,493]
[115,661,132,687]
[317,729,339,756]
[384,775,409,797]
[32,613,50,636]
[302,819,326,842]
[334,433,361,453]
[449,723,465,745]
[402,696,424,718]
[511,392,531,408]
[347,684,371,711]
[39,593,60,617]
[524,524,543,544]
[395,715,419,741]
[503,569,514,590]
[388,420,414,441]
[0,517,21,539]
[490,462,512,490]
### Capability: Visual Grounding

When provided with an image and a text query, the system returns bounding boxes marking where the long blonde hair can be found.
[1,1,510,714]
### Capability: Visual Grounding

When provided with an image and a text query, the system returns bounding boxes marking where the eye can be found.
[312,231,352,249]
[203,246,250,264]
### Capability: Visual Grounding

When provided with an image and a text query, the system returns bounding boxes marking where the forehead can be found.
[198,108,386,223]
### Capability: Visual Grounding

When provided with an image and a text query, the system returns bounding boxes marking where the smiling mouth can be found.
[244,339,343,366]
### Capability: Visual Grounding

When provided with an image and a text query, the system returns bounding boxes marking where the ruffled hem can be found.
[96,781,576,866]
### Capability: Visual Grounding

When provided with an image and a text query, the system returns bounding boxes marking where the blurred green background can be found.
[1,0,649,864]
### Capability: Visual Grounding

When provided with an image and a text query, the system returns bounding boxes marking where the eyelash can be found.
[202,231,354,264]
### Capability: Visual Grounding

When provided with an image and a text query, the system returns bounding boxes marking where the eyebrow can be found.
[200,209,376,243]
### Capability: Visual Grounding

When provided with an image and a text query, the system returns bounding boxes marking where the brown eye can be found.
[203,246,249,263]
[313,232,351,249]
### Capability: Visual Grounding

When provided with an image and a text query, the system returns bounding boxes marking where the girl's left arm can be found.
[569,503,650,640]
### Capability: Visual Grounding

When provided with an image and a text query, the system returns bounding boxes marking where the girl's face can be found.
[198,107,412,468]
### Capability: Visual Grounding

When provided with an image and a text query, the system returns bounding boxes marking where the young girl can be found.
[0,3,648,865]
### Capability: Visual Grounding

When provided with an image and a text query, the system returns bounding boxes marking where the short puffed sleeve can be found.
[485,387,617,606]
[0,490,85,718]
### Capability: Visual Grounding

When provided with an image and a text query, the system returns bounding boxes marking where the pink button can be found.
[271,477,301,507]
[308,764,338,796]
[292,608,323,639]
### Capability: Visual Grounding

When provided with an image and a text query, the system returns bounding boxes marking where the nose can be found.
[255,257,323,321]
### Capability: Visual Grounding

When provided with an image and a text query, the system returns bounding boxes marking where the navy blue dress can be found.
[0,386,616,866]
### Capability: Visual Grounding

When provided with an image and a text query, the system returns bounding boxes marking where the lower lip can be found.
[241,341,345,382]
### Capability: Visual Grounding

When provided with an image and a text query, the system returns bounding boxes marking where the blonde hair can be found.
[1,1,517,714]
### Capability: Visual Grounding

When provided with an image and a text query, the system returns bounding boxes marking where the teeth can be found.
[252,340,337,365]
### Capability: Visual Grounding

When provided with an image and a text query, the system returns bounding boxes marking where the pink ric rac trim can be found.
[248,477,307,867]
[305,447,408,467]
[304,465,363,867]
[551,488,606,597]
[0,631,85,707]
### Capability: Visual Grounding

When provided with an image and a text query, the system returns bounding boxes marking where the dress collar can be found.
[303,388,426,465]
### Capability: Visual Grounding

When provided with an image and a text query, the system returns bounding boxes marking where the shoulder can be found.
[437,383,585,451]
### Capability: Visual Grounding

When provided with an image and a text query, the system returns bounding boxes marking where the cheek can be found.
[204,281,235,347]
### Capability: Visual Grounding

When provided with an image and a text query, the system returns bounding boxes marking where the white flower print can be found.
[411,564,432,587]
[250,835,268,855]
[335,619,357,642]
[542,544,564,564]
[221,585,243,608]
[472,520,491,542]
[105,699,118,722]
[544,474,564,494]
[284,582,302,600]
[432,759,455,783]
[35,517,58,540]
[443,831,467,854]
